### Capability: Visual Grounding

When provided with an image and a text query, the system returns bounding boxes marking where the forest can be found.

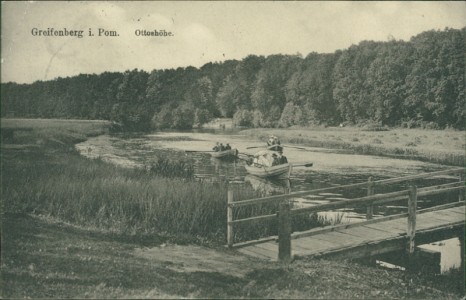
[1,27,464,131]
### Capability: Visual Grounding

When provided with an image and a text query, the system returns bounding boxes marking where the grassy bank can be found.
[241,127,465,166]
[1,119,240,243]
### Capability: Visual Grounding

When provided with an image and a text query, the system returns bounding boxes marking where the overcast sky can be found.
[1,1,465,84]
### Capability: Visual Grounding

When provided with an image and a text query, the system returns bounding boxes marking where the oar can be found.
[282,145,308,150]
[246,145,308,151]
[239,151,311,164]
[291,162,314,168]
[185,150,217,153]
[237,154,273,167]
[236,155,272,169]
[237,152,253,157]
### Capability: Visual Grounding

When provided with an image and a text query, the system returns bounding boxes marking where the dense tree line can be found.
[2,27,464,130]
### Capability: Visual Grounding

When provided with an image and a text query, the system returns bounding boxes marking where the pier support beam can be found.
[459,228,465,273]
[377,247,441,274]
[227,190,234,248]
[366,176,374,220]
[406,186,417,255]
[459,173,465,202]
[278,201,292,262]
[406,185,418,271]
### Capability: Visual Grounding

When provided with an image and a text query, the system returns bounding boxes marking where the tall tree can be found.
[285,52,340,126]
[333,41,382,124]
[216,55,264,117]
[250,54,301,127]
[365,41,414,126]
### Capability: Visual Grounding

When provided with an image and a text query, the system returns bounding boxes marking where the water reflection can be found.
[244,175,291,196]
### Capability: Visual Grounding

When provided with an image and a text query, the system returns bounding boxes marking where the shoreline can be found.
[240,127,465,166]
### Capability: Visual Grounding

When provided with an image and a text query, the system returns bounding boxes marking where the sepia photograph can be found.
[1,1,465,298]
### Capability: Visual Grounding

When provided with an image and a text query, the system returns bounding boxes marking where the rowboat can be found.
[210,148,238,159]
[244,163,292,179]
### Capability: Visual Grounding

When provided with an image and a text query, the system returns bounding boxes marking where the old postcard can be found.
[1,1,465,298]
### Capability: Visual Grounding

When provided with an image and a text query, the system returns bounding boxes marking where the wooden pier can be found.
[236,203,464,261]
[227,168,465,266]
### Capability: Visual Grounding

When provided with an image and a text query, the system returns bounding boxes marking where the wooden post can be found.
[459,230,464,273]
[227,190,234,248]
[459,173,464,202]
[407,185,417,256]
[363,176,376,265]
[278,201,292,262]
[366,176,374,220]
[285,179,291,195]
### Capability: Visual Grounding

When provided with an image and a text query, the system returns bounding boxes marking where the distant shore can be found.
[201,118,234,129]
[241,126,465,166]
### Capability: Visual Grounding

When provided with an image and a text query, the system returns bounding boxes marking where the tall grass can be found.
[3,151,327,244]
[147,157,194,179]
[4,152,225,238]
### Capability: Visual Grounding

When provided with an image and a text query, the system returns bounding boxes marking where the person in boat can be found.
[212,142,220,152]
[252,151,267,167]
[225,143,232,150]
[272,151,288,166]
[267,135,283,152]
[272,153,281,166]
[280,154,288,164]
[252,150,277,167]
[219,143,225,151]
[267,135,280,146]
[277,147,288,164]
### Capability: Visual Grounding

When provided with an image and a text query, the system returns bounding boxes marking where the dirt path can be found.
[1,213,463,299]
[134,244,258,277]
[0,213,267,298]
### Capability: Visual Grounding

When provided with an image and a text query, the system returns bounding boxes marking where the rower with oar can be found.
[246,134,314,152]
[237,149,312,179]
[212,142,233,152]
[267,135,283,152]
[243,155,312,179]
[246,149,288,168]
[186,142,238,159]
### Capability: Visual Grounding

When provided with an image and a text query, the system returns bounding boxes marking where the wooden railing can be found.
[227,167,465,260]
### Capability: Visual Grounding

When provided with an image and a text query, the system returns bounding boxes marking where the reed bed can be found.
[3,152,327,244]
[147,157,195,179]
[4,153,224,239]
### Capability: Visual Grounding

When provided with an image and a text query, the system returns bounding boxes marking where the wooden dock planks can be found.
[237,205,465,261]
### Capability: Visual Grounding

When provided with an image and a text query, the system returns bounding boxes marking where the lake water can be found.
[76,128,462,273]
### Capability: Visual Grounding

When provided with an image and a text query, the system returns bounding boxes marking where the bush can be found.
[232,109,253,127]
[360,121,389,131]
